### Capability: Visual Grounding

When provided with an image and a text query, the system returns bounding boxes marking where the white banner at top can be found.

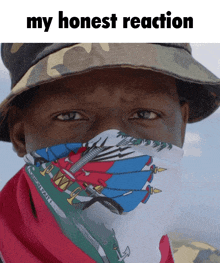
[0,0,219,42]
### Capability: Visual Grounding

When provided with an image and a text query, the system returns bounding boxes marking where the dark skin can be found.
[8,68,189,157]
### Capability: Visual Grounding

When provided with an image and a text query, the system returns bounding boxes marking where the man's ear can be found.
[7,106,27,157]
[181,102,189,146]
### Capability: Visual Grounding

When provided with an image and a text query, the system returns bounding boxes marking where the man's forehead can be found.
[38,68,178,99]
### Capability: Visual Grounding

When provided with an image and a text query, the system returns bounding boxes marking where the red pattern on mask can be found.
[52,148,114,188]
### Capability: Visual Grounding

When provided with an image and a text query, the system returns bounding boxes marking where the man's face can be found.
[9,68,189,156]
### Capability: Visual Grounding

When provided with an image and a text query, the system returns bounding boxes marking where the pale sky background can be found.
[0,44,220,245]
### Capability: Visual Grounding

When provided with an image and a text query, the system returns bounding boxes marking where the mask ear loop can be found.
[82,197,124,215]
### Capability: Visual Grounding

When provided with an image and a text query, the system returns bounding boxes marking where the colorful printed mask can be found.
[24,129,183,262]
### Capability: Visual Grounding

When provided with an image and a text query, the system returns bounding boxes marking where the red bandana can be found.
[0,168,174,262]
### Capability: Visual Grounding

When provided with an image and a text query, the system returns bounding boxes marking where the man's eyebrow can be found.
[119,91,178,103]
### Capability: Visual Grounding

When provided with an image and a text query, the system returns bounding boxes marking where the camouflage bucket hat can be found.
[1,43,220,142]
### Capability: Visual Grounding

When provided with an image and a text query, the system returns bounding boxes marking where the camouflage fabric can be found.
[1,43,220,142]
[171,239,220,263]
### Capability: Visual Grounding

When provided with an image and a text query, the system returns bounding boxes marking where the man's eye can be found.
[131,110,158,120]
[56,112,83,121]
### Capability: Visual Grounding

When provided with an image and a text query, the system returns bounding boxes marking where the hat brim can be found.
[1,43,220,142]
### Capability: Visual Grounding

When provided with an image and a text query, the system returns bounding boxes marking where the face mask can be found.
[24,129,183,263]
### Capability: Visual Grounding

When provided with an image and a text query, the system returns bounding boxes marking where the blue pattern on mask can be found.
[36,143,82,161]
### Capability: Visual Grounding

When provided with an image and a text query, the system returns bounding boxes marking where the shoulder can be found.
[0,167,26,214]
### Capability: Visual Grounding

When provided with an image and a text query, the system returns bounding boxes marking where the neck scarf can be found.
[1,129,183,262]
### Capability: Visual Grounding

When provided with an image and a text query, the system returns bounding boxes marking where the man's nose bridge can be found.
[94,107,125,132]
